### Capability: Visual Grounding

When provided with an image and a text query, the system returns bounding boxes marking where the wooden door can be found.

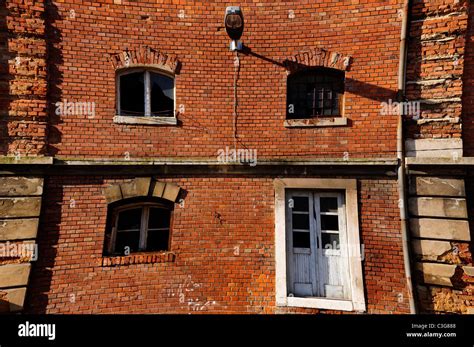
[286,190,351,300]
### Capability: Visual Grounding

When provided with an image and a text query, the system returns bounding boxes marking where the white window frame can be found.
[274,178,366,312]
[114,67,177,125]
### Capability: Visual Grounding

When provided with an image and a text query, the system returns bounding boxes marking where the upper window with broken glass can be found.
[117,69,175,118]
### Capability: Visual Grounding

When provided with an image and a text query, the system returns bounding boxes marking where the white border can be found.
[274,178,366,312]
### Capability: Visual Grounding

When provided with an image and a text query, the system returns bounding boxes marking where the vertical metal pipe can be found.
[397,0,417,314]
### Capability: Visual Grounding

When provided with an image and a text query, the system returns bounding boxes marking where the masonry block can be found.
[410,218,470,241]
[120,177,151,199]
[409,177,465,197]
[412,239,452,260]
[0,177,43,196]
[104,185,122,204]
[0,218,39,240]
[162,183,180,202]
[0,197,41,218]
[408,197,467,218]
[0,263,31,288]
[416,262,457,287]
[0,287,27,313]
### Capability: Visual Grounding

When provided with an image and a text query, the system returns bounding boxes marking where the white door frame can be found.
[275,178,366,312]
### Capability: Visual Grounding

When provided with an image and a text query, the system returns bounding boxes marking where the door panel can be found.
[286,191,315,297]
[286,190,352,300]
[315,193,351,300]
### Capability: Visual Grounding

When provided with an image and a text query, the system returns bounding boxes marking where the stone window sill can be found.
[100,251,176,267]
[284,117,348,128]
[114,115,178,126]
[278,296,362,312]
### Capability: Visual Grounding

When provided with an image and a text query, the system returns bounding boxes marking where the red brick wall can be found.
[462,1,474,156]
[45,0,404,160]
[405,0,469,140]
[0,0,47,156]
[26,176,410,314]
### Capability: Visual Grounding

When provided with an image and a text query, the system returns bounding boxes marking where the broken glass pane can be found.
[150,72,174,117]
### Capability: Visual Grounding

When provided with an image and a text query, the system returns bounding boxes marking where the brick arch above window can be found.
[108,46,180,74]
[283,47,352,74]
[103,177,181,204]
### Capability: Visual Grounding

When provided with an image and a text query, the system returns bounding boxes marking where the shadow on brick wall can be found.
[0,1,13,155]
[24,178,63,313]
[25,176,109,313]
[404,0,424,140]
[45,0,63,156]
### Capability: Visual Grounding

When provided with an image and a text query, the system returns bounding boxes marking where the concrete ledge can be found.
[56,157,399,166]
[0,263,31,288]
[412,239,452,260]
[409,177,465,197]
[0,177,43,196]
[406,157,474,166]
[284,117,348,127]
[0,218,39,240]
[0,156,53,165]
[410,218,470,241]
[408,197,467,218]
[0,287,26,313]
[416,262,456,287]
[113,115,177,125]
[405,139,462,158]
[0,197,42,218]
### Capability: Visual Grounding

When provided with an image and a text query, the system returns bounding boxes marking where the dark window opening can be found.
[287,67,345,119]
[104,200,173,256]
[118,69,174,117]
[119,72,145,115]
[293,231,311,248]
[292,196,309,212]
[321,233,340,249]
[150,72,174,116]
[321,215,339,231]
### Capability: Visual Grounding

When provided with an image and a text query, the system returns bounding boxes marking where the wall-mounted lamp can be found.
[224,6,244,51]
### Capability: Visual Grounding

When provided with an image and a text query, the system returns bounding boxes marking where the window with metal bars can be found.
[104,198,173,256]
[286,67,345,119]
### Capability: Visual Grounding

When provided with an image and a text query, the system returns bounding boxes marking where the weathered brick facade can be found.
[0,0,472,314]
[23,176,409,314]
[0,0,47,156]
[404,0,474,314]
